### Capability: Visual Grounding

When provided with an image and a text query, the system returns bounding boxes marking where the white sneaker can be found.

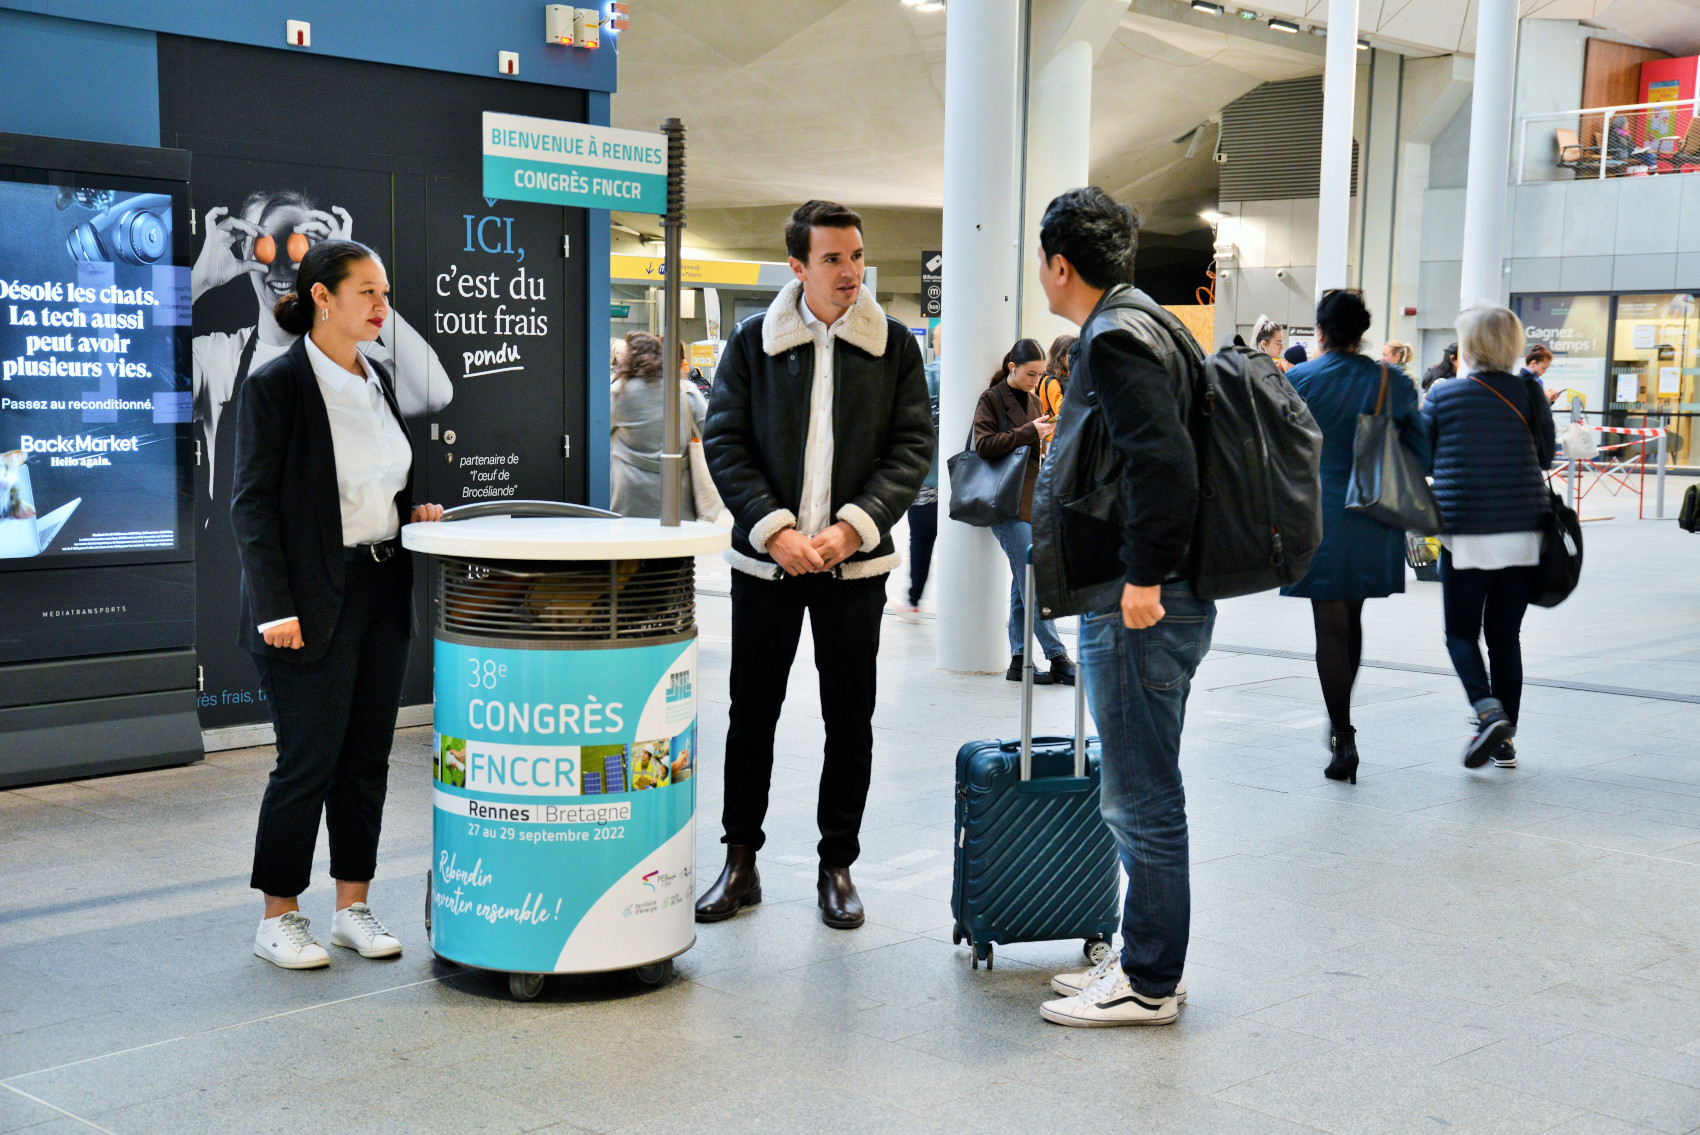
[897,605,922,623]
[1040,967,1180,1027]
[1051,953,1187,1003]
[254,911,330,969]
[330,902,402,958]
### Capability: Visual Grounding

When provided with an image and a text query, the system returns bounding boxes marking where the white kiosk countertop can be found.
[402,515,730,561]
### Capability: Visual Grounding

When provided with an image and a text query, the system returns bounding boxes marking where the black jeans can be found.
[722,570,886,867]
[250,556,411,898]
[906,499,938,607]
[1440,550,1536,724]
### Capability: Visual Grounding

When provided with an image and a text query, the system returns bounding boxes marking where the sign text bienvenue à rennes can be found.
[482,112,667,215]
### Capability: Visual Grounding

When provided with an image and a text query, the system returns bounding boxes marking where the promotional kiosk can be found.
[403,502,727,999]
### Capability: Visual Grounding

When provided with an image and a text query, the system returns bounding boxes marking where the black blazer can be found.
[230,336,416,663]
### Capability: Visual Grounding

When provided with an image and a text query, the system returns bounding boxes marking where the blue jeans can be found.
[989,518,1067,660]
[1079,585,1215,998]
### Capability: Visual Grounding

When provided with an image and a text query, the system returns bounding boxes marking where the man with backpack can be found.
[1028,187,1214,1027]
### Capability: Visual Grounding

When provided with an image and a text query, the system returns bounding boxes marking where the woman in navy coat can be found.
[1280,291,1430,783]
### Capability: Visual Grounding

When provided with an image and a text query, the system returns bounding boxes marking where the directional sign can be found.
[921,248,942,318]
[483,112,667,214]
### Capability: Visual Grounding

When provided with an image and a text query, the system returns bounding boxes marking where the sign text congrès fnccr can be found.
[482,111,667,215]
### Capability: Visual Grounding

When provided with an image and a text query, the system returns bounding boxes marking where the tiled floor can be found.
[4,489,1700,1134]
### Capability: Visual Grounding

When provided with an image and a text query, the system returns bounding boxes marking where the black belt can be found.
[344,539,400,562]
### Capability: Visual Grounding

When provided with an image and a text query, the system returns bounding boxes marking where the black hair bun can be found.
[273,291,315,336]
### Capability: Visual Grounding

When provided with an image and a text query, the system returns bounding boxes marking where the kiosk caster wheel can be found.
[508,972,545,1001]
[630,960,673,988]
[1085,938,1113,966]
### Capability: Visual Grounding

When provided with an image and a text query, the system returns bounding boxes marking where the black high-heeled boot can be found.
[1324,727,1359,784]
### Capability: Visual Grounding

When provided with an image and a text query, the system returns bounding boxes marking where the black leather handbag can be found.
[947,388,1030,528]
[1345,364,1443,536]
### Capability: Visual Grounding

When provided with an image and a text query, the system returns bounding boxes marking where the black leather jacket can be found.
[703,288,934,578]
[1032,285,1198,617]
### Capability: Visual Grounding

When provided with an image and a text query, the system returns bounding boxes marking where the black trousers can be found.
[906,500,938,608]
[250,556,411,897]
[722,570,886,867]
[1439,550,1536,725]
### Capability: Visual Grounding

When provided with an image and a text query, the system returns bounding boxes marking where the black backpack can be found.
[1680,483,1700,533]
[1187,345,1325,598]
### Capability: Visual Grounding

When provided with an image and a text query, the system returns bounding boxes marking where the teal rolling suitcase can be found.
[950,551,1119,969]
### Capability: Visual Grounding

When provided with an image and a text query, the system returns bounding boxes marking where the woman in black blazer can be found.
[231,239,443,970]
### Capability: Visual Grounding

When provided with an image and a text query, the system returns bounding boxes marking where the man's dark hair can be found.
[1038,187,1139,290]
[785,200,863,263]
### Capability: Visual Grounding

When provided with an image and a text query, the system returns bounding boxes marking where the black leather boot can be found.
[1324,727,1359,785]
[817,865,864,929]
[694,845,761,923]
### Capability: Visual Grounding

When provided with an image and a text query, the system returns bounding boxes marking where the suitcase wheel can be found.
[951,925,963,946]
[1085,938,1113,966]
[973,942,993,970]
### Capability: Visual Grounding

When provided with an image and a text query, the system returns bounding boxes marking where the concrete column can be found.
[1315,0,1359,297]
[1357,50,1402,351]
[1459,0,1518,308]
[936,0,1023,673]
[1020,38,1093,347]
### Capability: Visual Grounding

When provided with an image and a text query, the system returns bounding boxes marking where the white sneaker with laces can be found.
[330,902,402,958]
[254,911,330,969]
[1051,952,1187,1003]
[1040,966,1180,1027]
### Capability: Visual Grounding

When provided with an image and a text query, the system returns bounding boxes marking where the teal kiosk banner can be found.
[482,111,667,214]
[431,637,698,973]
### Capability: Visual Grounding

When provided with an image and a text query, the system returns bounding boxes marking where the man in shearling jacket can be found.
[697,200,934,929]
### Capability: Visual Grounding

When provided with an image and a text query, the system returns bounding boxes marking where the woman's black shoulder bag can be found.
[947,387,1030,528]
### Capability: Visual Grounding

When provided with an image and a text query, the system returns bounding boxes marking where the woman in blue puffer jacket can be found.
[1422,304,1556,770]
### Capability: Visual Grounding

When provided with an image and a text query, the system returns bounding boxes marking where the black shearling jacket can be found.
[703,282,934,579]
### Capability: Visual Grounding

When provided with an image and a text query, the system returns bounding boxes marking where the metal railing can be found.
[1517,98,1699,184]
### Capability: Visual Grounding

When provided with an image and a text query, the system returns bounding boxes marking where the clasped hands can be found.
[768,521,861,577]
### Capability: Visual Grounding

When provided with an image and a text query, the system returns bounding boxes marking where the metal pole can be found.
[1656,413,1669,518]
[659,118,686,527]
[1569,400,1583,512]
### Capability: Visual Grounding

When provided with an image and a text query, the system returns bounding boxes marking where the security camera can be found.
[1213,152,1228,164]
[66,193,173,266]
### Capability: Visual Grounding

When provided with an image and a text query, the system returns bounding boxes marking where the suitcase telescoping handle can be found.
[1021,547,1087,782]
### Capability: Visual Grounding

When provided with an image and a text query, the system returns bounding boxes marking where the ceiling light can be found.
[1191,1,1224,14]
[900,0,925,6]
[1356,37,1370,49]
[1267,17,1299,32]
[914,0,945,10]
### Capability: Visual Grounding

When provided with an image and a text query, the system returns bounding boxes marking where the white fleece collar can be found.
[761,278,888,358]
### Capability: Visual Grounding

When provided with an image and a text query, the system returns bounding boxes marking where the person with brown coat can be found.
[972,337,1074,685]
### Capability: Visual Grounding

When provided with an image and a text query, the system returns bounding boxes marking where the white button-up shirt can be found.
[795,294,844,538]
[304,334,412,547]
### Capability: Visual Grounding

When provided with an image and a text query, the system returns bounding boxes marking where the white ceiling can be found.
[609,0,1698,257]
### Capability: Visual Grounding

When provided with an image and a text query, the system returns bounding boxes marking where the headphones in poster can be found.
[65,192,174,266]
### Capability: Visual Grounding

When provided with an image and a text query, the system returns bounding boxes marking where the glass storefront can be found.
[1513,291,1699,467]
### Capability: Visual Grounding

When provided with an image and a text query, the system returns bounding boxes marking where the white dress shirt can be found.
[796,295,843,538]
[257,337,410,633]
